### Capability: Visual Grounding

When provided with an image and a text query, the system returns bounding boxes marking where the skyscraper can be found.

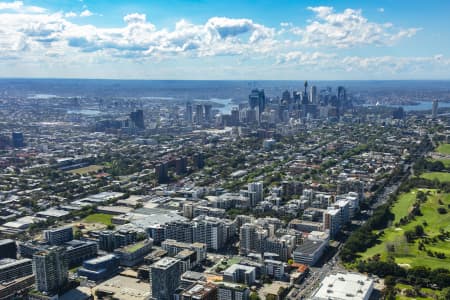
[32,247,68,294]
[151,257,181,300]
[248,89,266,116]
[195,104,204,124]
[432,99,438,119]
[11,132,24,148]
[130,109,145,129]
[185,102,193,123]
[204,104,213,122]
[310,85,318,104]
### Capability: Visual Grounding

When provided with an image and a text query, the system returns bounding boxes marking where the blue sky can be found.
[0,0,449,79]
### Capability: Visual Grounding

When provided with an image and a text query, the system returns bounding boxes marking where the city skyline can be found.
[1,0,450,80]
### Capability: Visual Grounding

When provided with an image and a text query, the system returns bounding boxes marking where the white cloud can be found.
[276,51,336,65]
[378,8,385,13]
[64,12,77,18]
[0,1,22,10]
[292,6,420,48]
[80,9,93,17]
[0,2,444,79]
[0,1,45,13]
[276,51,450,75]
[123,13,146,24]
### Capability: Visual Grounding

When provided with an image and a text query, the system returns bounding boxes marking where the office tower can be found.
[195,104,204,124]
[176,157,188,175]
[303,81,309,101]
[130,109,145,129]
[432,99,438,119]
[185,102,193,123]
[204,104,213,122]
[248,89,266,116]
[337,86,346,103]
[151,257,181,300]
[11,132,24,148]
[392,107,405,119]
[281,90,291,104]
[32,247,68,294]
[230,108,240,126]
[155,162,169,183]
[248,182,264,205]
[44,226,73,246]
[337,86,347,112]
[310,85,318,104]
[0,239,17,259]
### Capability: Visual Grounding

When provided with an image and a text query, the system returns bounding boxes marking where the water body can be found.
[368,101,450,111]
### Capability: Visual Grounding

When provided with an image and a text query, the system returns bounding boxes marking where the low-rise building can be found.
[223,264,256,285]
[77,254,119,282]
[311,272,374,300]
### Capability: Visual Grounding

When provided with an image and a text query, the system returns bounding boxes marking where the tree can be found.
[414,225,424,237]
[404,230,415,243]
[249,292,261,300]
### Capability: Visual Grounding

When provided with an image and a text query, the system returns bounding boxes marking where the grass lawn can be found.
[436,143,450,155]
[68,164,103,175]
[82,213,112,226]
[420,172,450,182]
[122,240,148,252]
[359,188,450,269]
[215,257,241,271]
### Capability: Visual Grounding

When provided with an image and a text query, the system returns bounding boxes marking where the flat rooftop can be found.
[94,275,150,300]
[294,239,326,255]
[312,272,374,300]
[152,257,180,269]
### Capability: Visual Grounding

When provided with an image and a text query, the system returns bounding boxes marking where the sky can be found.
[0,0,450,80]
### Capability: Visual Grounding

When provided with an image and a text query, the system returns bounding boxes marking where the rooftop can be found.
[152,257,180,269]
[312,272,374,300]
[294,239,327,255]
[94,275,150,300]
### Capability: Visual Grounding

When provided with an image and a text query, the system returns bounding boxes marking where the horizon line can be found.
[1,77,450,82]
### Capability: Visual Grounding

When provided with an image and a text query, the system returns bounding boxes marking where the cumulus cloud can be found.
[123,13,147,24]
[80,9,93,17]
[378,8,385,13]
[292,6,421,48]
[0,1,45,13]
[64,12,77,18]
[277,51,450,75]
[0,2,443,78]
[276,51,336,65]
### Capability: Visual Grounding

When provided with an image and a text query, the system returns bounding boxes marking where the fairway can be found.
[359,189,450,269]
[420,172,450,182]
[82,213,113,226]
[436,143,450,155]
